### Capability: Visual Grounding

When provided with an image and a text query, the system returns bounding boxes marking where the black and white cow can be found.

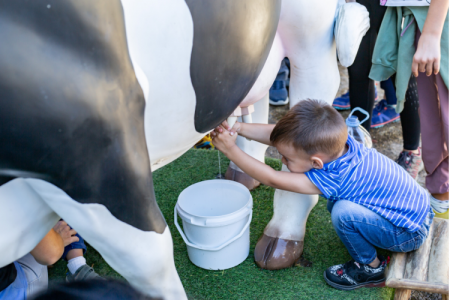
[0,0,281,298]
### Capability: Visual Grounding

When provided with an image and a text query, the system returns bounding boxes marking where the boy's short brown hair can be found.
[270,99,347,158]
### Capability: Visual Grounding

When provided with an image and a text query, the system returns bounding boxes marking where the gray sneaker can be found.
[396,148,424,180]
[66,265,102,282]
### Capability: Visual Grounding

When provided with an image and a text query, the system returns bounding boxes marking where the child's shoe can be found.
[371,99,400,128]
[269,59,289,106]
[332,92,350,110]
[430,196,449,219]
[395,148,423,180]
[324,256,387,290]
[269,80,289,106]
[434,210,449,219]
[332,88,378,111]
[66,265,103,282]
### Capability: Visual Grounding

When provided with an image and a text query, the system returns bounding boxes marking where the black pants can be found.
[400,76,421,150]
[348,0,420,150]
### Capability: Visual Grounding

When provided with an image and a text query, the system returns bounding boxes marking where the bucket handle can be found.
[348,107,370,125]
[174,206,252,252]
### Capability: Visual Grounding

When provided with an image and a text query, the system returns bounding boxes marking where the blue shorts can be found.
[61,231,87,261]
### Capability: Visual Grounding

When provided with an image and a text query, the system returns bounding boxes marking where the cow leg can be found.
[225,94,270,190]
[254,166,318,269]
[0,178,186,300]
[255,0,339,269]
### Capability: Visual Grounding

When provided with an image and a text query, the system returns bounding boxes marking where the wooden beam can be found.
[386,252,407,282]
[393,288,411,300]
[428,218,449,284]
[404,221,435,281]
[386,278,448,294]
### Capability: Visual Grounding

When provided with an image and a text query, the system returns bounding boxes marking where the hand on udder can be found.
[211,125,238,153]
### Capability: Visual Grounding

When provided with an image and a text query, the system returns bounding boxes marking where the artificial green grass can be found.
[49,149,394,299]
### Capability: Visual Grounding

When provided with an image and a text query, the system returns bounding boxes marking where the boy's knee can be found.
[330,201,353,230]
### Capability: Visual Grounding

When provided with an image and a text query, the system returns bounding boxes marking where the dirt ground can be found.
[265,63,441,300]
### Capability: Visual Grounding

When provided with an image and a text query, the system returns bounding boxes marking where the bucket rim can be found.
[176,179,252,220]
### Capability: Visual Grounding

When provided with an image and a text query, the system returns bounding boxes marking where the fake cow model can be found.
[0,1,281,299]
[0,0,368,298]
[224,0,369,270]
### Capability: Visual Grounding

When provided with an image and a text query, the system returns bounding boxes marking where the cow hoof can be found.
[254,233,304,270]
[225,166,260,190]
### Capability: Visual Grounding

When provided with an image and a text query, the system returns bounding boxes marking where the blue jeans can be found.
[327,200,434,264]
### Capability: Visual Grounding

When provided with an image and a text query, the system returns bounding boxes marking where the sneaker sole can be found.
[323,271,385,290]
[371,116,400,129]
[332,105,350,110]
[269,97,289,106]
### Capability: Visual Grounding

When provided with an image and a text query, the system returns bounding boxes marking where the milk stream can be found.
[218,150,222,176]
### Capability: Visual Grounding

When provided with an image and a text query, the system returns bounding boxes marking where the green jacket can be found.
[370,7,449,113]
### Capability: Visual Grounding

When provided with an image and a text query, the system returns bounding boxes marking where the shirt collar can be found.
[321,135,365,173]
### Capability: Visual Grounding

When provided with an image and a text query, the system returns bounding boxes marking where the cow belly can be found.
[121,0,203,172]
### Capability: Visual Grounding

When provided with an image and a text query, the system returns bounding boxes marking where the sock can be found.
[67,256,86,274]
[430,195,449,213]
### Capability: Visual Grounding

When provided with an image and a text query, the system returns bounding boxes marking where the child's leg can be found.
[61,232,87,263]
[324,200,433,290]
[60,228,101,281]
[330,200,431,261]
[16,253,48,298]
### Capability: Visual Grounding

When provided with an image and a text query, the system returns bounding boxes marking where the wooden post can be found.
[393,288,411,300]
[442,294,449,300]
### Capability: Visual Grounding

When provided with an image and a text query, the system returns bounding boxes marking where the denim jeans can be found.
[328,200,434,264]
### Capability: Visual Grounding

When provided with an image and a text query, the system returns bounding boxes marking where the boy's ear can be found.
[311,156,324,169]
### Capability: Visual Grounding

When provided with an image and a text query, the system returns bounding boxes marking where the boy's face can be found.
[276,143,325,173]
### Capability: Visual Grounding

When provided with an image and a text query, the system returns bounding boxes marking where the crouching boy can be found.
[211,99,434,290]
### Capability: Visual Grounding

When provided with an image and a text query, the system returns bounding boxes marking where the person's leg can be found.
[380,78,397,105]
[396,75,423,179]
[60,229,101,281]
[269,58,289,106]
[400,75,421,152]
[324,200,432,290]
[415,29,449,215]
[348,0,386,131]
[16,253,48,298]
[330,200,429,261]
[371,78,400,128]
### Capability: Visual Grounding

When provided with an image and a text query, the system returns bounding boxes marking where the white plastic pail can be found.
[175,180,252,270]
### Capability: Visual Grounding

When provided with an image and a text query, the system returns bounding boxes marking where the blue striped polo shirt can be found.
[306,135,430,232]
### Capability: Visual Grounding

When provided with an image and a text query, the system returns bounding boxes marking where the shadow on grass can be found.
[49,149,394,300]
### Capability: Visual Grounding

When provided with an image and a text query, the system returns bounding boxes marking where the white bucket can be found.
[175,180,252,270]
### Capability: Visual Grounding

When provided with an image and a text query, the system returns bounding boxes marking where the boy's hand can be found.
[412,33,440,77]
[211,125,238,154]
[212,120,242,136]
[53,220,79,247]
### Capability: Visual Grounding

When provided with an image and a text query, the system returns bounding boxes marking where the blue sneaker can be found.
[332,92,350,110]
[269,59,289,106]
[371,99,400,128]
[269,81,289,105]
[333,88,378,111]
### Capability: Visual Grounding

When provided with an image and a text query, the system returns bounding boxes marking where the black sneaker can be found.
[324,255,387,290]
